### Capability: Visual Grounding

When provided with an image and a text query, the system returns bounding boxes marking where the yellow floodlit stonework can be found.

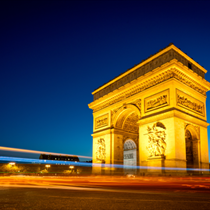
[88,44,210,174]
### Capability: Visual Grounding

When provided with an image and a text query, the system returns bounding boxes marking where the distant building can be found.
[39,154,79,162]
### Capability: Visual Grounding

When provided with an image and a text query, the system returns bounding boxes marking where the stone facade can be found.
[89,44,210,174]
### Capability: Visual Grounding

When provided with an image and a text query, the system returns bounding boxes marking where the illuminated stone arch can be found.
[185,124,200,169]
[185,124,199,141]
[113,104,141,130]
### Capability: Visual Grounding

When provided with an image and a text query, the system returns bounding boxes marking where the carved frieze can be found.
[177,90,205,116]
[144,89,169,113]
[145,122,167,157]
[93,70,173,112]
[96,138,106,162]
[95,114,108,129]
[147,95,167,109]
[93,69,206,112]
[173,70,206,95]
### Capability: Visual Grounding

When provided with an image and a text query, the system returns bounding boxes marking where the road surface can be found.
[0,175,210,209]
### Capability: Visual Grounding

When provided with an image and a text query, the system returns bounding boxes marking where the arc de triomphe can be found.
[88,44,210,174]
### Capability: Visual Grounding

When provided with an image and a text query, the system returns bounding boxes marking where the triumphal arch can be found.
[88,44,210,174]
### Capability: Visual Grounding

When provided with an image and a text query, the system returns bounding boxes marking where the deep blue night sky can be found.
[0,0,210,160]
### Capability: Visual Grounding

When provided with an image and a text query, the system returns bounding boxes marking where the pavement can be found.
[0,175,210,209]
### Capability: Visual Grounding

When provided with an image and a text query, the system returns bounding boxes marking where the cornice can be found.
[92,44,207,101]
[89,62,208,112]
[89,61,174,109]
[174,60,210,91]
[92,44,175,95]
[171,45,207,73]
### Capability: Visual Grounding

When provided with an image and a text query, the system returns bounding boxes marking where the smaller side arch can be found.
[185,124,199,141]
[185,124,200,170]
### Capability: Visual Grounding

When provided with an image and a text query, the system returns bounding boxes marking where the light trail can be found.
[0,156,92,167]
[0,156,209,172]
[0,184,173,194]
[0,146,92,159]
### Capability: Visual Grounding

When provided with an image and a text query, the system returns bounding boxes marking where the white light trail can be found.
[0,146,92,159]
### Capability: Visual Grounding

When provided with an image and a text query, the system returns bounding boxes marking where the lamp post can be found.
[69,165,74,174]
[7,162,17,173]
[45,165,51,173]
[9,162,15,166]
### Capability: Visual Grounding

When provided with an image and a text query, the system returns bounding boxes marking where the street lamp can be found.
[69,165,74,174]
[9,162,15,166]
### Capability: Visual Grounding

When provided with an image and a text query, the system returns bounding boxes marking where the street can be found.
[0,176,210,209]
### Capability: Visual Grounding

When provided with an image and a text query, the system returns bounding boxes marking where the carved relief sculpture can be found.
[96,138,106,162]
[95,114,108,129]
[145,122,167,157]
[177,95,204,115]
[177,90,204,116]
[147,95,167,110]
[145,89,169,112]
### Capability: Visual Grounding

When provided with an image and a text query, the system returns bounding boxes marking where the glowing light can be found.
[9,162,15,165]
[69,166,74,169]
[45,165,51,168]
[0,146,91,159]
[0,156,209,172]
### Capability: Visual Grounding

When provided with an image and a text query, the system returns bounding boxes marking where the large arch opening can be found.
[113,104,140,174]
